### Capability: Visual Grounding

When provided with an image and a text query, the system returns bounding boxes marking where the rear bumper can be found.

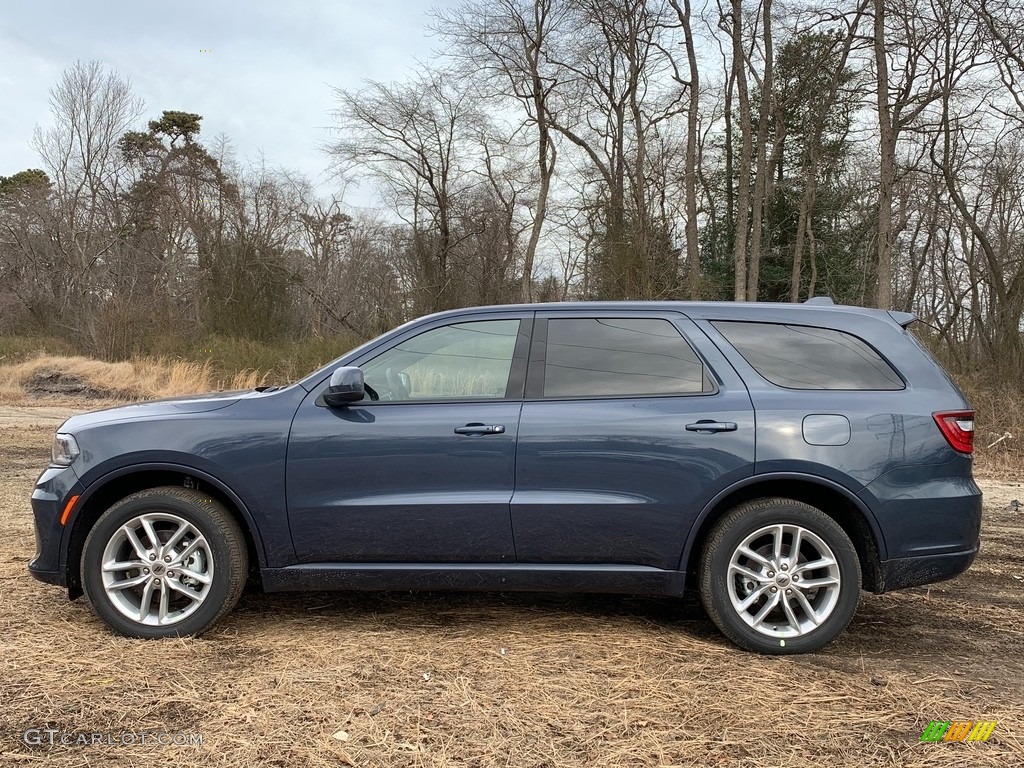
[875,546,978,593]
[859,458,982,561]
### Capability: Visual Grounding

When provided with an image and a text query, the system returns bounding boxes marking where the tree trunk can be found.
[874,0,895,309]
[521,128,554,303]
[790,172,811,302]
[671,0,702,299]
[746,0,774,301]
[731,0,752,301]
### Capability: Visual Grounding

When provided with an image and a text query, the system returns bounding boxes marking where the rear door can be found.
[510,310,755,570]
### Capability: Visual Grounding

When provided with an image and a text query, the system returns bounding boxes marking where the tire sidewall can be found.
[701,502,861,654]
[82,492,238,638]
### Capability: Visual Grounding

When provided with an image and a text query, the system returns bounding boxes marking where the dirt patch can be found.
[25,370,124,400]
[0,407,1021,767]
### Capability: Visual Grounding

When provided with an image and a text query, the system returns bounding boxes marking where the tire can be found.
[699,498,861,654]
[81,486,248,638]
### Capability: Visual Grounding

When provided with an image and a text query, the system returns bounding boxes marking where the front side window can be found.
[362,319,521,400]
[712,321,904,390]
[542,317,708,397]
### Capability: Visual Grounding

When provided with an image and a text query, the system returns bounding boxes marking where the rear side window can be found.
[543,318,709,397]
[712,321,904,390]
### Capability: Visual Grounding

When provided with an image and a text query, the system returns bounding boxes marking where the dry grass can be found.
[0,355,266,405]
[0,419,1022,767]
[956,374,1024,475]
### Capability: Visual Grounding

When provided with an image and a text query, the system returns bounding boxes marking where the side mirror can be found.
[322,366,365,407]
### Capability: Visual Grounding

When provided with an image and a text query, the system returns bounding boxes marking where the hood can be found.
[58,390,249,431]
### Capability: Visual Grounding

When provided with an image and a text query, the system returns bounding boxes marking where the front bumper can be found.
[28,465,79,589]
[28,561,66,586]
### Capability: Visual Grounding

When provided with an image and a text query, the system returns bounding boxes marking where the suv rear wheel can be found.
[81,487,247,638]
[699,498,861,654]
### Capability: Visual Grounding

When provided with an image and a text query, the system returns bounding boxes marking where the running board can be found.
[260,563,686,596]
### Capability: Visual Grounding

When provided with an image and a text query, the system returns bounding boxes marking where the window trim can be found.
[709,319,907,392]
[526,314,719,401]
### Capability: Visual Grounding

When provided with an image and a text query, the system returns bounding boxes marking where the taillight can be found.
[933,411,975,454]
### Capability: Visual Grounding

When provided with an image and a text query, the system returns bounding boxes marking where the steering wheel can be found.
[385,367,410,400]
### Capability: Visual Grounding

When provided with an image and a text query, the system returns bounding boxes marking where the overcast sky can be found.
[0,0,448,202]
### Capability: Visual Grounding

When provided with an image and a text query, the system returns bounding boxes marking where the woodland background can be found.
[2,0,1022,405]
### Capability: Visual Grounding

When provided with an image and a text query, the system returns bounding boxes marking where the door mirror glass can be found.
[323,366,365,406]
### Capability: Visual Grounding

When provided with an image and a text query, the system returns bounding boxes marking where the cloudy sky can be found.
[0,0,448,201]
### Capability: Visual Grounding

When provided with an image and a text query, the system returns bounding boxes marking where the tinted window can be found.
[363,320,520,400]
[712,321,903,390]
[543,318,707,397]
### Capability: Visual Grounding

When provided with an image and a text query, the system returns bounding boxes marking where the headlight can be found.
[51,433,80,466]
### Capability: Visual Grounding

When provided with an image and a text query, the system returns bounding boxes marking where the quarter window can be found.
[712,321,904,390]
[362,319,521,400]
[542,318,708,397]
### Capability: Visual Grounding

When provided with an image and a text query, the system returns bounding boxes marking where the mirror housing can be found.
[322,366,365,407]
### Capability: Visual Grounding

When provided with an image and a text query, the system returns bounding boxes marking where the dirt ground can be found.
[0,405,1021,768]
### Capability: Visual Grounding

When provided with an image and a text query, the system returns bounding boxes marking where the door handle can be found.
[454,424,506,435]
[685,420,738,433]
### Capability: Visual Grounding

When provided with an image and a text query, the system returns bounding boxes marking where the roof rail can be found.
[803,296,835,305]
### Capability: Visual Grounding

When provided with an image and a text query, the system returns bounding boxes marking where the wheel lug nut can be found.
[792,575,799,581]
[168,571,175,577]
[781,564,789,570]
[163,556,171,563]
[143,568,150,574]
[149,554,156,561]
[767,571,775,578]
[154,578,161,586]
[770,587,778,593]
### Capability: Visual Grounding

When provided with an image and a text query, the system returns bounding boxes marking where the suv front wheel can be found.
[699,498,861,654]
[81,487,247,638]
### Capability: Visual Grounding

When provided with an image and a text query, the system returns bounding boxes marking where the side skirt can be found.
[260,563,686,596]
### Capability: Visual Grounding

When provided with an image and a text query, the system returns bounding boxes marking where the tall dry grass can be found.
[955,374,1024,477]
[0,332,363,384]
[0,355,267,404]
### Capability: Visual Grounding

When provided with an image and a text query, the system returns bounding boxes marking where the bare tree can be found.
[330,71,483,311]
[28,61,144,331]
[541,0,685,298]
[432,0,564,302]
[871,0,949,309]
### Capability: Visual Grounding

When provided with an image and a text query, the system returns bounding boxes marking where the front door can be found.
[287,315,531,563]
[511,311,755,571]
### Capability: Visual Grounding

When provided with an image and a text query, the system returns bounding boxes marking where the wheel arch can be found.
[65,463,265,598]
[681,473,885,592]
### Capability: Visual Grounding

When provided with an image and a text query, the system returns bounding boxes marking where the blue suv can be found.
[28,300,981,653]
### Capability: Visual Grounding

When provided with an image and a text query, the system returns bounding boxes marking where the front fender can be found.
[62,458,289,571]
